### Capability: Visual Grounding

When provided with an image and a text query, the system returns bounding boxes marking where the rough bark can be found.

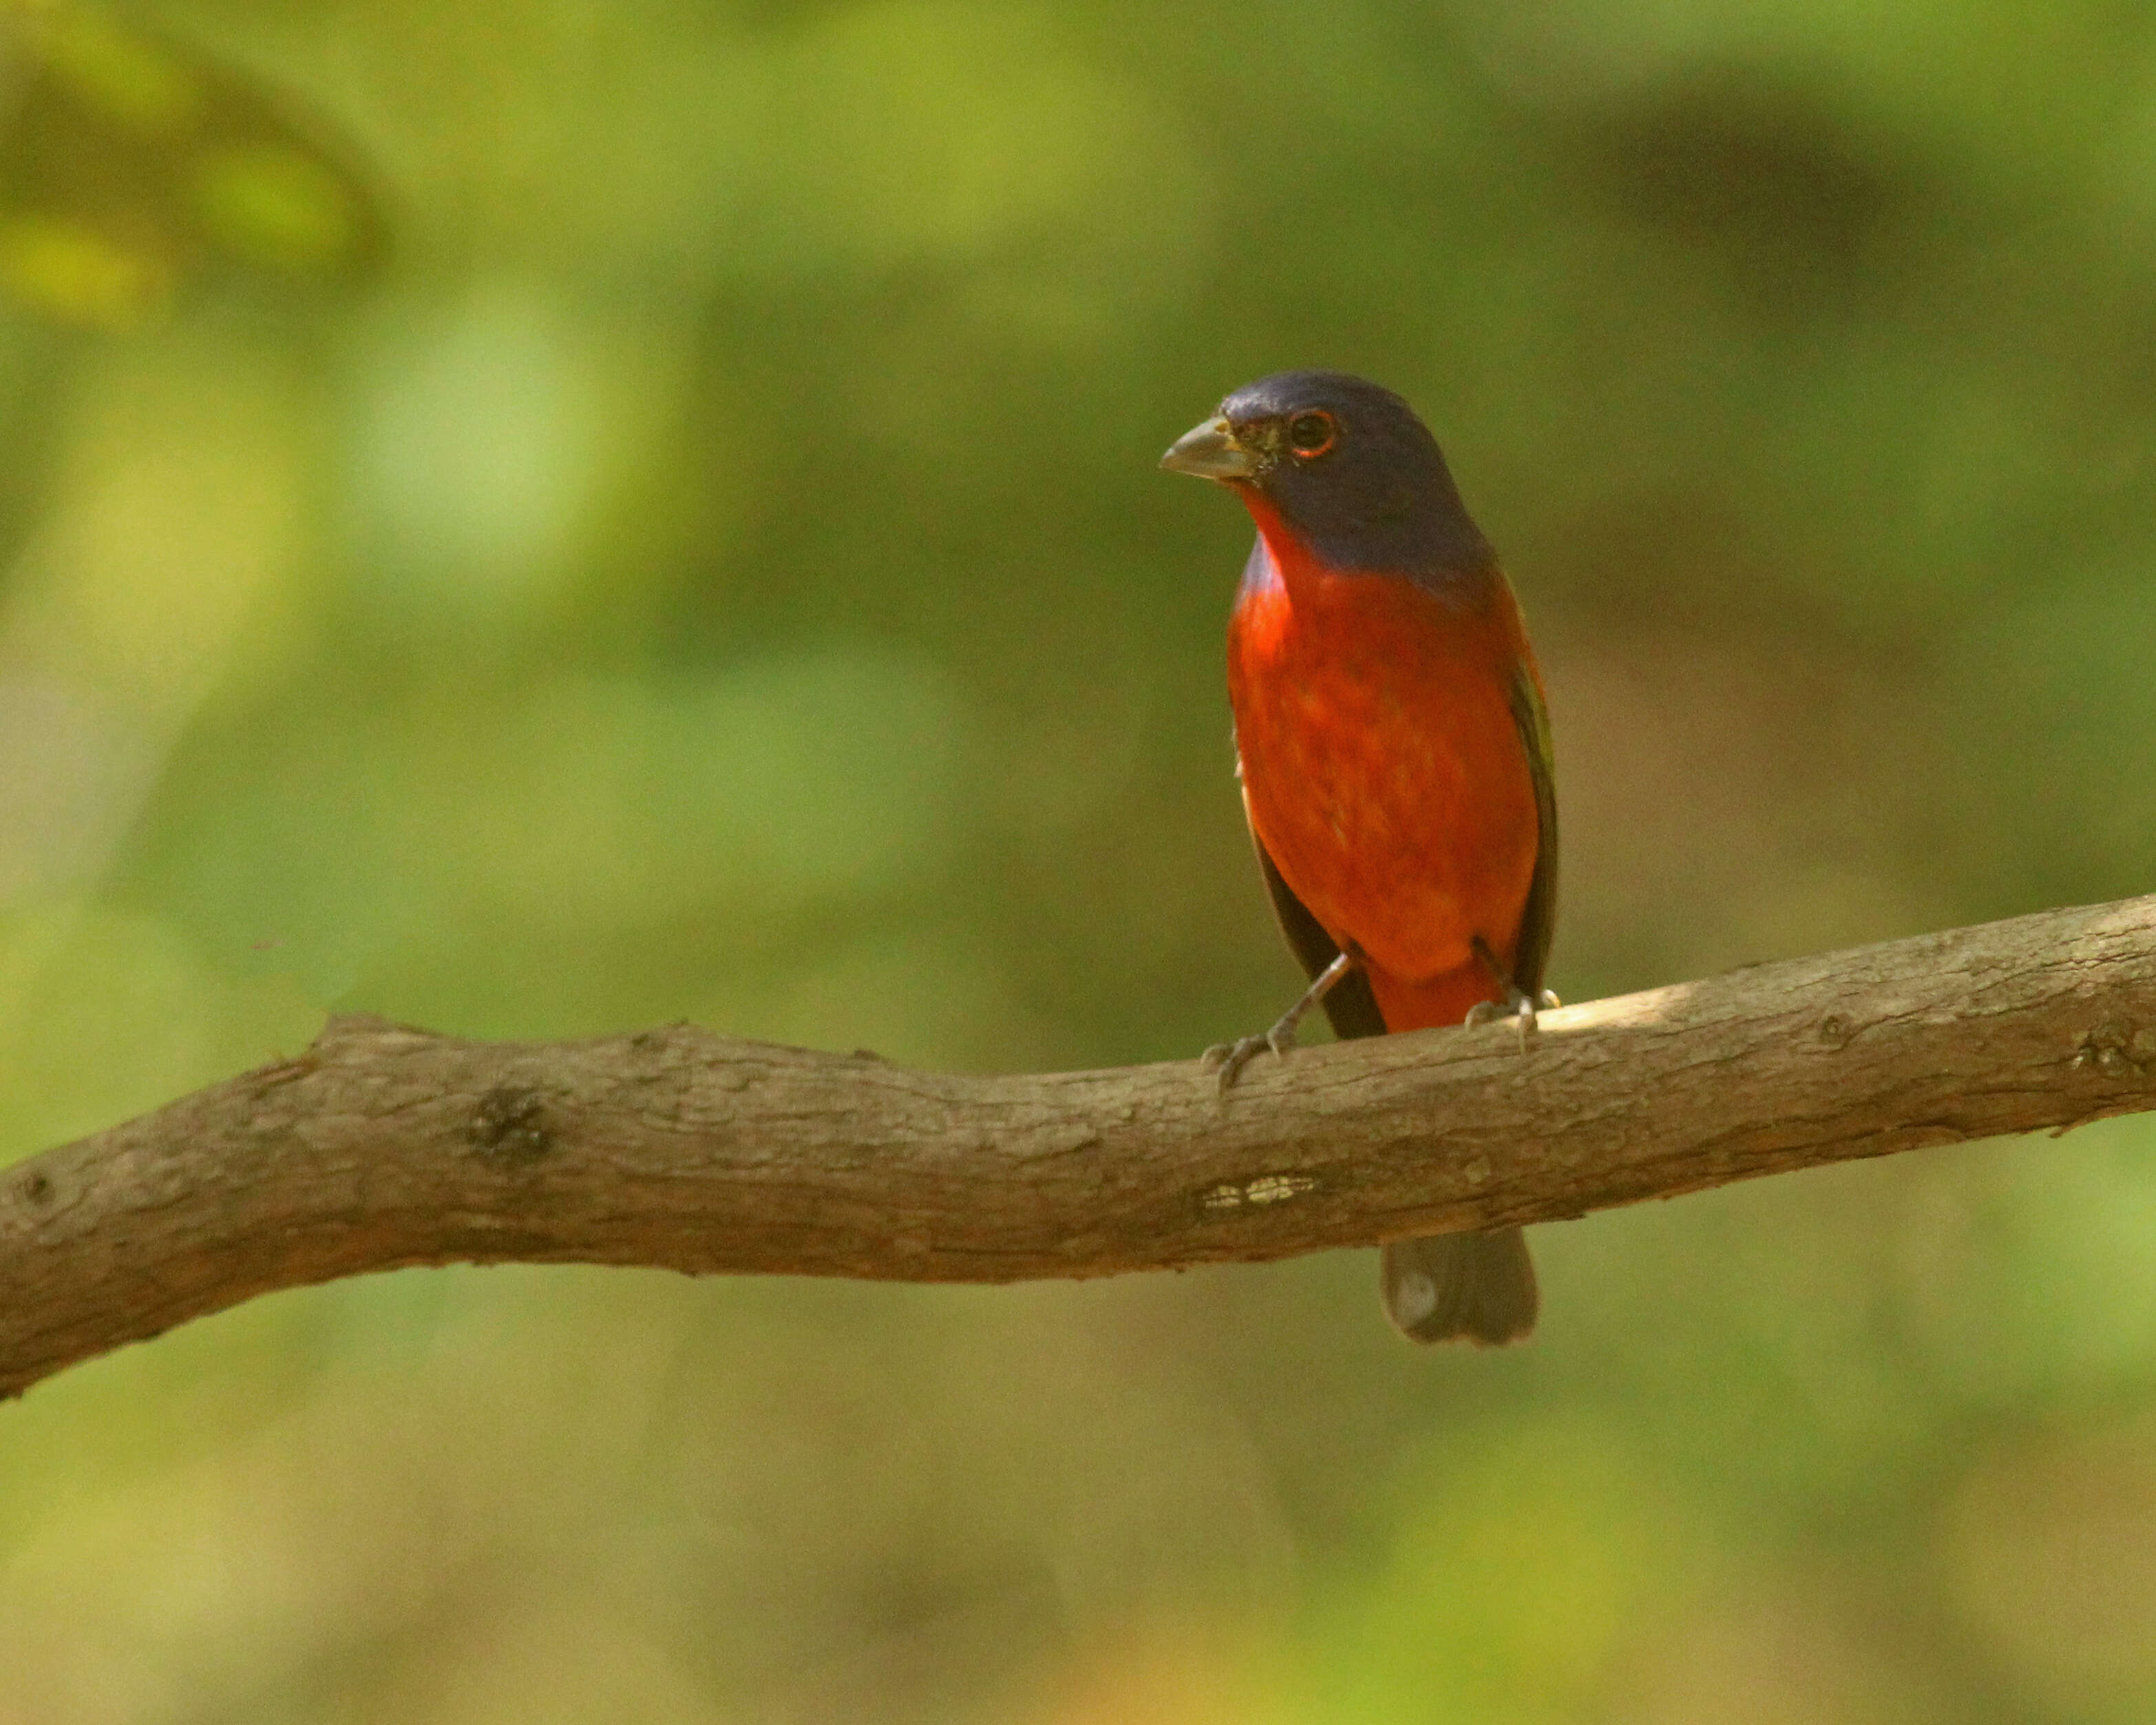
[4,892,2155,1397]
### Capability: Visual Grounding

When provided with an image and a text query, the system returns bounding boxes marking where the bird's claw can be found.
[1202,1025,1298,1092]
[1463,986,1559,1041]
[1203,951,1353,1094]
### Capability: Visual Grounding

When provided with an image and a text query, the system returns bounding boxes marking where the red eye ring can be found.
[1285,410,1337,458]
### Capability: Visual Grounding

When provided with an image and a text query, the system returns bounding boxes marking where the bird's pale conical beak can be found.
[1159,416,1258,480]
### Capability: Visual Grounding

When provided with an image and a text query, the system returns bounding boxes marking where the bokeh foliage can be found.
[2,0,2155,1719]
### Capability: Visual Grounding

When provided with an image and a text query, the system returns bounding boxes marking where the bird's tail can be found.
[1380,1227,1538,1345]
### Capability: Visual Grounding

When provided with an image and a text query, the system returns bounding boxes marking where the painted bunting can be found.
[1161,370,1556,1345]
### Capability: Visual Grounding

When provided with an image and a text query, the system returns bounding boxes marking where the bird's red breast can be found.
[1227,489,1543,1032]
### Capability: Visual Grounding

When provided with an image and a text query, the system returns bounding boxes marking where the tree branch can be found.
[5,893,2155,1397]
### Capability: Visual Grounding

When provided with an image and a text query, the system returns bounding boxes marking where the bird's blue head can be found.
[1161,370,1494,582]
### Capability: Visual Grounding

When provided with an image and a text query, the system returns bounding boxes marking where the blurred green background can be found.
[3,0,2156,1718]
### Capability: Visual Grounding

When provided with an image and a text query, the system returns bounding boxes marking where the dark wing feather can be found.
[1506,665,1558,996]
[1252,834,1388,1039]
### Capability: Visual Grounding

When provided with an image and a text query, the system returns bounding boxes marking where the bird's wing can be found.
[1506,664,1559,999]
[1251,827,1390,1039]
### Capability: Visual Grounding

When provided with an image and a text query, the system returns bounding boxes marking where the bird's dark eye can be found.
[1286,411,1337,458]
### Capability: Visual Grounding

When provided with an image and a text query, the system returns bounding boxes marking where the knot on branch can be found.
[467,1086,555,1161]
[2072,1019,2153,1078]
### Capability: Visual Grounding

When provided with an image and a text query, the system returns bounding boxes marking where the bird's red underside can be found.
[1227,498,1541,1034]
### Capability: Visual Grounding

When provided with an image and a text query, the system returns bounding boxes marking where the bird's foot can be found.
[1202,1022,1300,1092]
[1466,935,1557,1046]
[1201,951,1353,1094]
[1464,985,1561,1046]
[1462,986,1560,1033]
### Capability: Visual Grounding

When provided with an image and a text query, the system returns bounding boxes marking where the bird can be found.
[1160,370,1556,1345]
